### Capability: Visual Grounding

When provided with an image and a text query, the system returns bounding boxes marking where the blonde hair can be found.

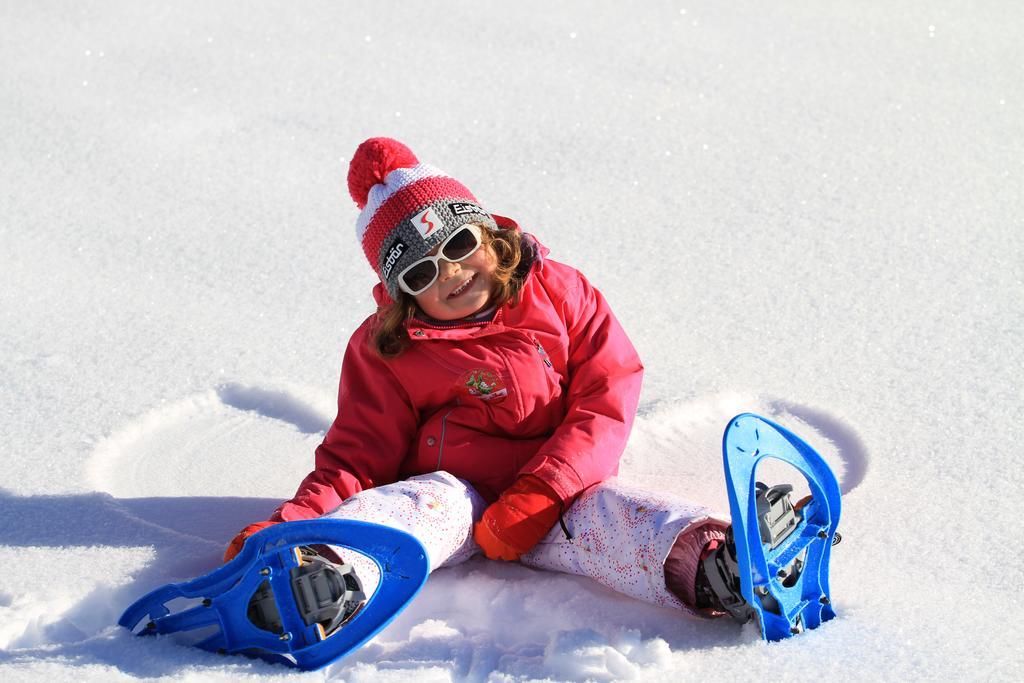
[372,225,525,358]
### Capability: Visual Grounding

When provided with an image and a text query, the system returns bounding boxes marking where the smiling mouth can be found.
[448,274,476,299]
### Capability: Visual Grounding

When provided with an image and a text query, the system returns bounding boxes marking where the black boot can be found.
[693,529,755,623]
[695,483,797,622]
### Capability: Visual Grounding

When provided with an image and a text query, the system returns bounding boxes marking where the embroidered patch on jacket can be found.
[458,369,508,403]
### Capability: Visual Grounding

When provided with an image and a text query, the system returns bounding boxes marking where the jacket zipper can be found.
[436,407,455,470]
[530,333,554,368]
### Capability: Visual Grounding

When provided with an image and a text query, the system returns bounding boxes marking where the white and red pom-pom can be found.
[346,137,419,209]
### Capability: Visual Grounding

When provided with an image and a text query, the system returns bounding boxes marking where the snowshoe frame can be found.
[722,413,842,641]
[118,519,429,671]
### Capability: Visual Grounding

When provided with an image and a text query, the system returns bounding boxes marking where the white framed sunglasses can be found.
[396,224,483,296]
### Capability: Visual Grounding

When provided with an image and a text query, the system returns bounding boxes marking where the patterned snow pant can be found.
[322,471,729,615]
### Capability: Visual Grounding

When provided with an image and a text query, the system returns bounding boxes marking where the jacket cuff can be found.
[271,501,319,523]
[517,454,585,505]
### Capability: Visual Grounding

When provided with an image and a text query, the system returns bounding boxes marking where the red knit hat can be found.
[347,138,498,299]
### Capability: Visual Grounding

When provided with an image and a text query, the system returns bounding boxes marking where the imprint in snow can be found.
[86,382,334,500]
[622,393,866,511]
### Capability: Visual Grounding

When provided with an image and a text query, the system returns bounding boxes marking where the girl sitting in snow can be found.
[225,137,737,617]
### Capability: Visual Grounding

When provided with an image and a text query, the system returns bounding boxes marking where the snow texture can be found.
[1,1,1022,680]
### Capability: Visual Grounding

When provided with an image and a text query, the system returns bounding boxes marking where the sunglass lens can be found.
[441,228,480,261]
[401,261,438,293]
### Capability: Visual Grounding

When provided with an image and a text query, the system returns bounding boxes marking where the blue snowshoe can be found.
[696,413,842,641]
[119,519,429,670]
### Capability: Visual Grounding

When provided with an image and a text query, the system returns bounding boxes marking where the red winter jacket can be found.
[273,218,643,521]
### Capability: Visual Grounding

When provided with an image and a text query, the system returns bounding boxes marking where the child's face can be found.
[413,233,498,321]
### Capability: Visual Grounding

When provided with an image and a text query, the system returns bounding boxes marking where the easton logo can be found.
[381,239,407,280]
[411,207,444,238]
[449,202,484,216]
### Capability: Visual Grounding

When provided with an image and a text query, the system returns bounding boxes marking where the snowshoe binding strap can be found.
[755,483,800,549]
[248,546,366,639]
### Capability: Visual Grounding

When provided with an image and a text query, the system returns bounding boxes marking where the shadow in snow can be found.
[215,381,330,435]
[0,486,744,677]
[0,489,284,671]
[0,489,280,550]
[767,399,870,495]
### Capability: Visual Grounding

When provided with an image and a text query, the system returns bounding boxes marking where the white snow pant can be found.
[322,472,728,615]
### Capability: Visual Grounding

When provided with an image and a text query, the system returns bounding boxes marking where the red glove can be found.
[223,520,278,563]
[473,475,562,561]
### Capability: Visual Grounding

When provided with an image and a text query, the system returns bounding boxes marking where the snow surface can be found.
[1,1,1022,680]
